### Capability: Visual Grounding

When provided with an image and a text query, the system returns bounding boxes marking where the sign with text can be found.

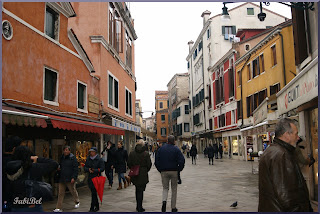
[112,118,141,133]
[253,100,267,126]
[278,61,318,115]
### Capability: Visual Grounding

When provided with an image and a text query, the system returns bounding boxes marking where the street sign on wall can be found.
[112,117,141,133]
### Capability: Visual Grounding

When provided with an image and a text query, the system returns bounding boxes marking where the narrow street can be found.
[43,155,260,212]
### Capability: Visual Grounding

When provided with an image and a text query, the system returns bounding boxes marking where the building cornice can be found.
[47,2,76,18]
[235,28,282,66]
[186,20,211,60]
[115,2,138,40]
[90,35,136,81]
[208,49,237,72]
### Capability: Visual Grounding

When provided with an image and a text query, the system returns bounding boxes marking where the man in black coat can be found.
[207,144,214,165]
[54,146,80,212]
[84,147,105,212]
[101,141,116,188]
[212,143,219,159]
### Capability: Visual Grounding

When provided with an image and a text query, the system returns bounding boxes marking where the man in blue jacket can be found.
[155,135,185,212]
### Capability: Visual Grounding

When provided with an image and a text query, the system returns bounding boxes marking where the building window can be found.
[253,89,267,110]
[271,45,277,66]
[187,61,190,69]
[245,44,250,51]
[45,6,59,40]
[237,100,242,120]
[237,70,241,87]
[218,114,225,128]
[266,26,273,29]
[207,28,211,39]
[246,95,253,117]
[126,31,132,69]
[229,61,235,97]
[260,54,265,73]
[125,88,132,116]
[108,73,119,109]
[161,128,166,136]
[159,102,163,109]
[215,68,224,105]
[208,84,212,107]
[193,113,200,125]
[222,26,236,35]
[161,114,165,122]
[184,123,190,132]
[198,40,203,52]
[209,119,213,130]
[247,8,254,15]
[44,68,58,104]
[109,3,123,54]
[252,57,260,78]
[193,49,198,60]
[247,63,252,81]
[185,105,189,114]
[231,110,236,124]
[270,83,280,96]
[77,81,87,111]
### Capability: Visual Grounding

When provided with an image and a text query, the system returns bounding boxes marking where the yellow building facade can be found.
[235,21,296,157]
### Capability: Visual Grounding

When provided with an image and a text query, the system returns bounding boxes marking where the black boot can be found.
[161,201,166,212]
[172,208,178,212]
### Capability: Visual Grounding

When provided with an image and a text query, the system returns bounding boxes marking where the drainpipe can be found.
[279,32,286,86]
[240,54,251,128]
[202,57,207,133]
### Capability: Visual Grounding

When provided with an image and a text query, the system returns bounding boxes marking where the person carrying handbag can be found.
[127,140,152,212]
[6,146,58,212]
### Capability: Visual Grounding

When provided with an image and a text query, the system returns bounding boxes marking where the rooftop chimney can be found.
[188,40,194,52]
[201,10,211,26]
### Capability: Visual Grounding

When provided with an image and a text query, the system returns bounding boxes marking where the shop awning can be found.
[46,114,125,135]
[2,106,48,128]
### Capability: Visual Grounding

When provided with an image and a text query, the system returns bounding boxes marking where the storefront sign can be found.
[253,100,267,126]
[112,118,141,133]
[277,59,318,115]
[88,94,100,114]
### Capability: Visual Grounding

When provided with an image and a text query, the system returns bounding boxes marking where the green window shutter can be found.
[222,26,225,35]
[232,26,236,35]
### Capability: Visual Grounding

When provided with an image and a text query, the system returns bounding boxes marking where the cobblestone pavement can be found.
[43,154,263,212]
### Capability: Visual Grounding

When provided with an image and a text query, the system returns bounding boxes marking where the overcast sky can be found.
[129,2,292,118]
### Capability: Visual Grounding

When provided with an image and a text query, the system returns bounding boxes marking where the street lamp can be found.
[222,2,315,22]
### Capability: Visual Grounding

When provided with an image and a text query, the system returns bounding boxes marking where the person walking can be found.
[155,135,185,212]
[6,146,58,212]
[101,141,116,189]
[190,143,197,165]
[186,144,190,158]
[218,143,223,159]
[84,147,105,212]
[114,141,128,190]
[207,144,214,165]
[212,143,218,159]
[3,136,23,212]
[258,118,313,212]
[53,146,80,212]
[127,140,152,212]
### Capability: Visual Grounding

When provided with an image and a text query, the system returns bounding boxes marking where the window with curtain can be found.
[45,6,59,40]
[271,45,277,66]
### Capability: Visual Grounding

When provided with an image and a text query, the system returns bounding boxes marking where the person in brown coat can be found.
[127,140,152,212]
[258,118,313,212]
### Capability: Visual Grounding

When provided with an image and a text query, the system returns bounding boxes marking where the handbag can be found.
[128,153,145,177]
[25,171,53,202]
[53,170,61,183]
[128,165,140,177]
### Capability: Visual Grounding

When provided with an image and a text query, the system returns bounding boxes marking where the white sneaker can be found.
[75,202,80,208]
[53,209,62,212]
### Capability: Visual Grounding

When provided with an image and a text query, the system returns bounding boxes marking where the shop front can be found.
[3,105,125,195]
[277,57,318,201]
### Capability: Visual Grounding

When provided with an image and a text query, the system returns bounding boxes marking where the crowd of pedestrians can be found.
[3,118,316,213]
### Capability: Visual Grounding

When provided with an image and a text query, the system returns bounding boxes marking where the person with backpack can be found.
[6,146,58,212]
[53,146,80,212]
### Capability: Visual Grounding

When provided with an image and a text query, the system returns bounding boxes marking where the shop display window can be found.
[231,136,238,155]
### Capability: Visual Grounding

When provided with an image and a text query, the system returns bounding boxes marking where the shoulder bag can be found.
[25,170,53,202]
[128,153,145,177]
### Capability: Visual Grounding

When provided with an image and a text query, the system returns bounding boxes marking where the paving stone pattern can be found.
[43,155,261,212]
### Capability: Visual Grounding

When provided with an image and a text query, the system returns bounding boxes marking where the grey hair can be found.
[168,135,175,144]
[137,139,144,145]
[275,118,297,138]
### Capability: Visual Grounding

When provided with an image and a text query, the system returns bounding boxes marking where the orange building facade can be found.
[2,2,136,188]
[155,91,169,143]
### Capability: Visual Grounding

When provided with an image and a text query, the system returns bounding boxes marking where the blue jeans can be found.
[11,204,43,212]
[118,173,126,184]
[106,168,114,185]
